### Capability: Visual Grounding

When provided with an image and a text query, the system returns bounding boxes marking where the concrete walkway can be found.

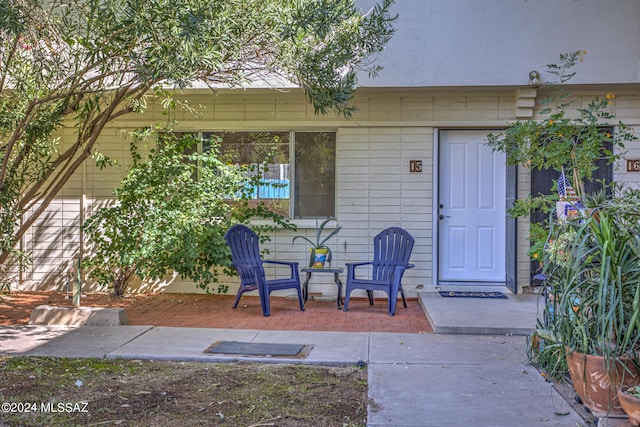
[418,291,543,335]
[0,292,591,426]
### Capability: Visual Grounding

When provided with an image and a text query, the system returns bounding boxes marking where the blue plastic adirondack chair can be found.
[343,227,415,316]
[224,224,305,316]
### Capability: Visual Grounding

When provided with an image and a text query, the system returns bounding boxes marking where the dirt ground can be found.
[0,357,368,427]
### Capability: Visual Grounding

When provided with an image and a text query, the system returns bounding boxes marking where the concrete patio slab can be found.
[107,326,260,361]
[369,333,527,365]
[252,330,369,365]
[19,325,151,358]
[418,292,542,335]
[367,362,583,427]
[0,325,72,355]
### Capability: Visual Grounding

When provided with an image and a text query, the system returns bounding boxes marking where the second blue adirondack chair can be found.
[224,224,305,316]
[343,227,415,316]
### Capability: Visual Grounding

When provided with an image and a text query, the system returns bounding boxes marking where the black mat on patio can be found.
[438,291,508,299]
[205,341,312,358]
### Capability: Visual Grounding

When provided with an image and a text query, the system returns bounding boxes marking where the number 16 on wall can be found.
[627,159,640,172]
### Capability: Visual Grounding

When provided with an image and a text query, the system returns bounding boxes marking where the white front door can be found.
[438,130,506,283]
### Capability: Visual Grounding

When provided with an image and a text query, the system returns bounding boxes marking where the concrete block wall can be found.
[612,91,640,188]
[15,86,640,297]
[335,126,433,298]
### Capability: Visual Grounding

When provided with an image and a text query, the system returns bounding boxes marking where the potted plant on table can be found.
[542,194,640,417]
[292,219,342,269]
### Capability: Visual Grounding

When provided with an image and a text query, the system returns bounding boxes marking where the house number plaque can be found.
[626,159,640,172]
[409,160,422,173]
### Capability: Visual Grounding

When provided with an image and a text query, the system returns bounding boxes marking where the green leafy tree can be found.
[486,51,637,261]
[0,0,396,267]
[82,132,292,296]
[491,53,639,380]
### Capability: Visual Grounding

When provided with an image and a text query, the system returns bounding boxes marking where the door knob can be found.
[438,214,450,220]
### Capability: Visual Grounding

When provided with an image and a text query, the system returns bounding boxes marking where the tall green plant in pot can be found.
[292,219,342,268]
[543,195,640,417]
[487,52,640,415]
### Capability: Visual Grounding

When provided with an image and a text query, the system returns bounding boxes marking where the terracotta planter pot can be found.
[567,351,640,418]
[619,386,640,426]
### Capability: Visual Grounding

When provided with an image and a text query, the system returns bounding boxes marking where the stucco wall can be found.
[356,0,640,87]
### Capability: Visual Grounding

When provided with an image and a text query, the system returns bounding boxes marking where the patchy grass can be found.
[0,357,368,426]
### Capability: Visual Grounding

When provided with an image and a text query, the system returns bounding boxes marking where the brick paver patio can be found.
[0,291,433,333]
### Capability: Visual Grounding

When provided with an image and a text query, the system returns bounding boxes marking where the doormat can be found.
[438,291,508,299]
[204,341,313,359]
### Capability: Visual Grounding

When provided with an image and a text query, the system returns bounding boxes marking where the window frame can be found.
[198,129,337,220]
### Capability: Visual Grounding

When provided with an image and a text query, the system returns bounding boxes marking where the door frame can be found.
[432,128,517,293]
